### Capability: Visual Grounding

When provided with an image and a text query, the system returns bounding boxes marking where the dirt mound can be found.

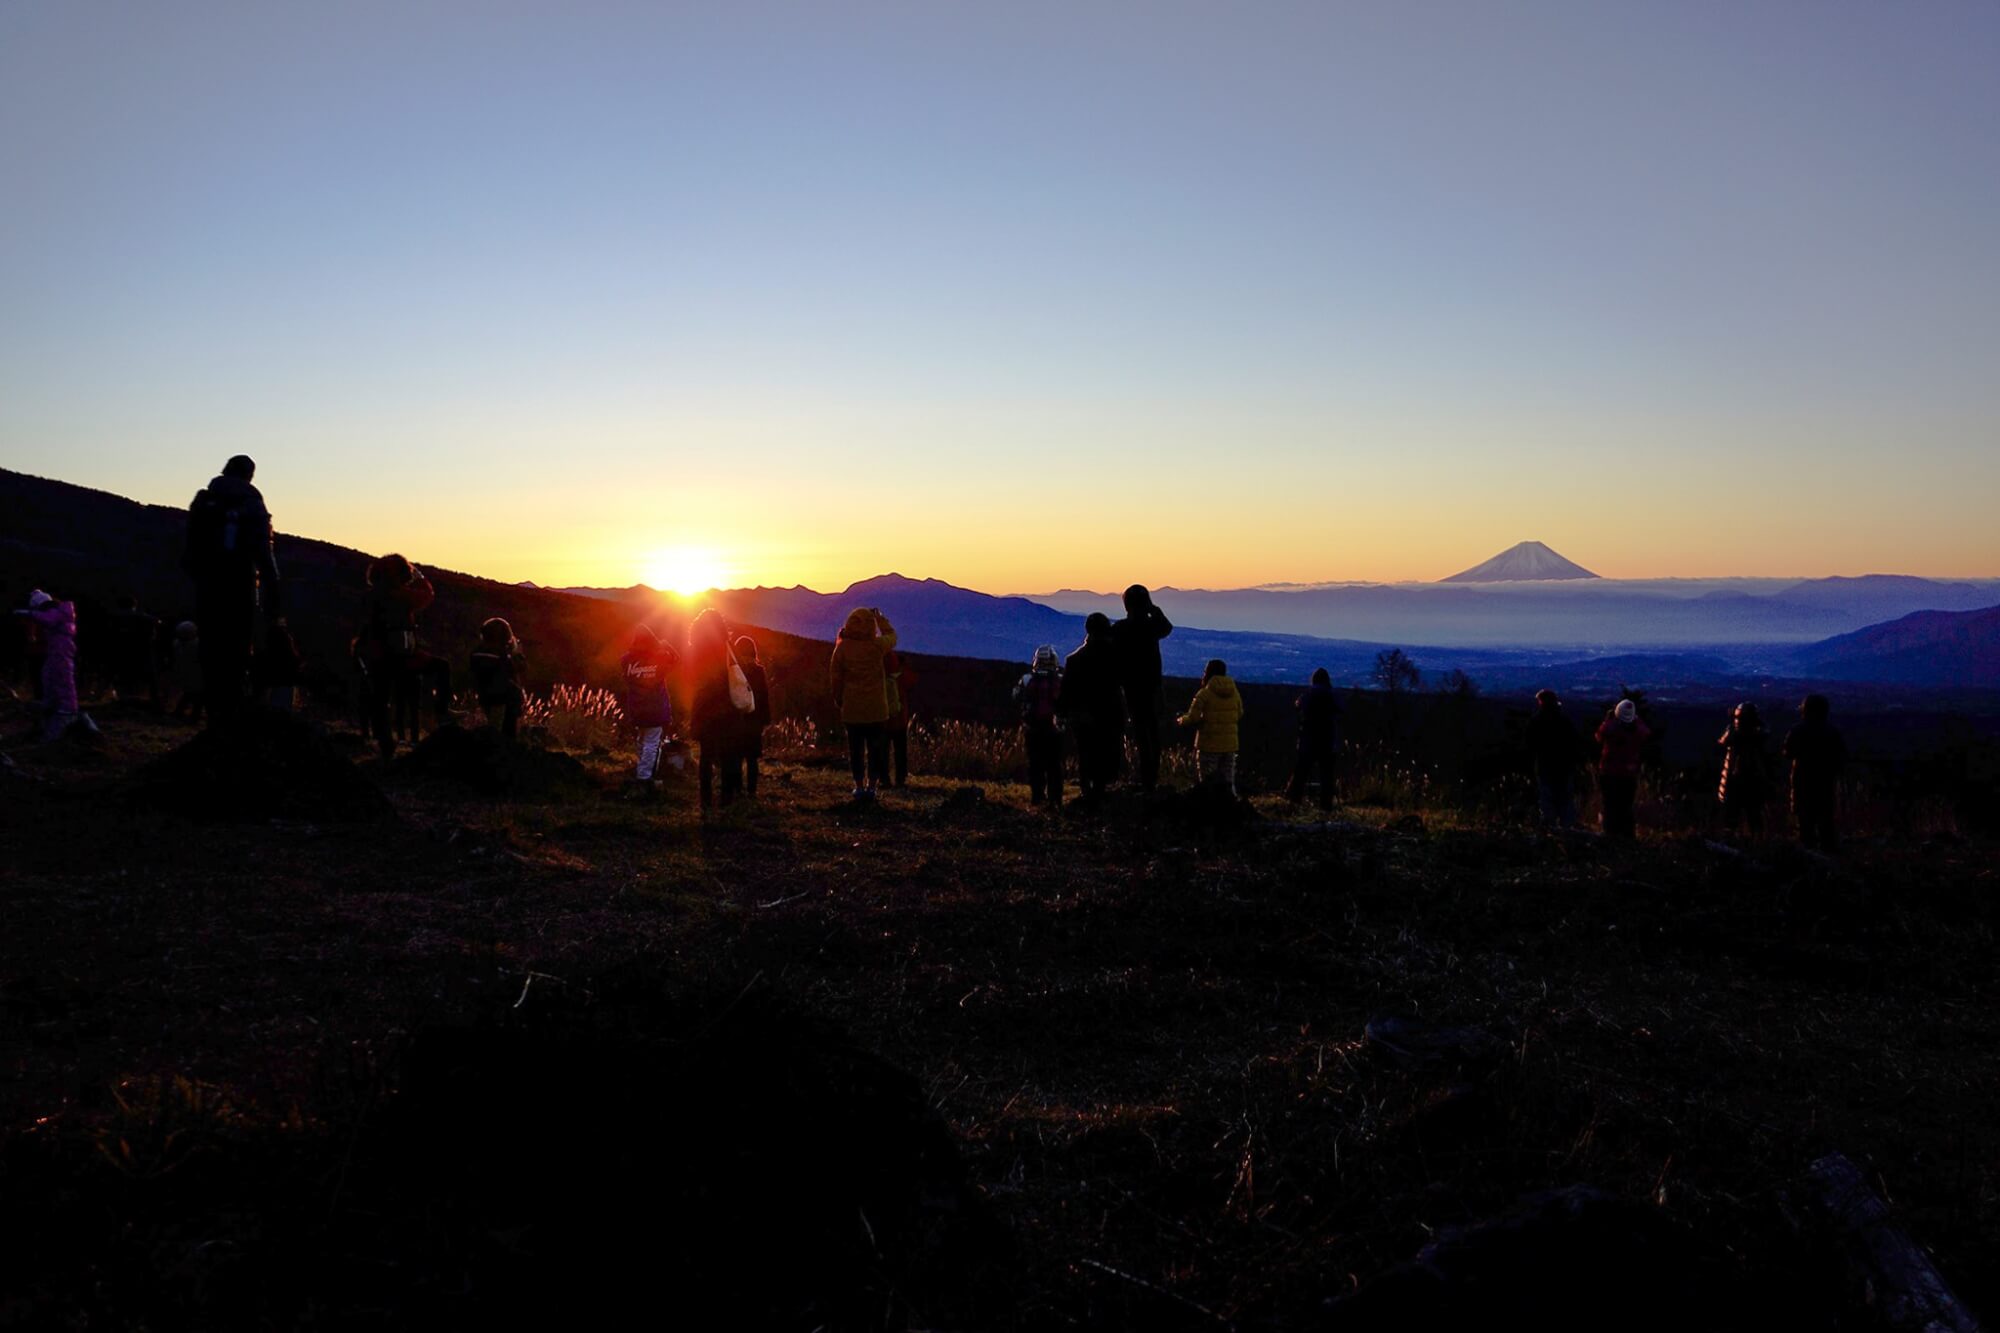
[400,725,595,798]
[365,976,1001,1325]
[128,710,392,823]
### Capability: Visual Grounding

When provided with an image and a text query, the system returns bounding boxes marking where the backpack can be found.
[1018,671,1060,725]
[184,487,265,572]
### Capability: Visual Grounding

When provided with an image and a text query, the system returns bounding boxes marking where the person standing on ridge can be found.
[183,455,281,722]
[1595,697,1650,839]
[620,624,677,792]
[733,635,772,798]
[470,617,527,740]
[1525,688,1583,830]
[1715,702,1770,838]
[108,594,162,708]
[687,609,744,809]
[354,554,451,760]
[1112,584,1173,792]
[1014,644,1066,810]
[830,607,897,801]
[882,650,914,788]
[1286,668,1342,812]
[1784,694,1847,852]
[1060,613,1125,802]
[1179,658,1245,796]
[14,590,79,740]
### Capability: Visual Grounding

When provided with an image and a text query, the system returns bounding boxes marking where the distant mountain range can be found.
[1441,540,1598,583]
[7,468,1997,697]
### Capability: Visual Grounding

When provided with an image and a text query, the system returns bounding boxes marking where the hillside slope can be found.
[1788,604,2000,688]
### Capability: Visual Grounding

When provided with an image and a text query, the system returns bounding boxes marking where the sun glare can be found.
[643,547,729,597]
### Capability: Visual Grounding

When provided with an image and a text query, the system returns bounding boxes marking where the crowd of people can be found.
[7,456,1858,846]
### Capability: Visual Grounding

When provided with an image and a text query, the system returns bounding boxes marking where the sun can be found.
[643,547,729,598]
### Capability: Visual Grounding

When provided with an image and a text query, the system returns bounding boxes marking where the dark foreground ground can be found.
[2,701,1995,1330]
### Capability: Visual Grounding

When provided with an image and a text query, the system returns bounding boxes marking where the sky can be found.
[4,1,1998,593]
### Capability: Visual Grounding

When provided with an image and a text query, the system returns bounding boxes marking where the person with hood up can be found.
[183,455,281,721]
[170,621,205,721]
[620,624,678,788]
[1111,584,1174,792]
[354,554,451,760]
[1060,613,1125,801]
[1285,668,1342,812]
[14,590,79,740]
[1784,694,1847,852]
[830,607,897,800]
[1179,659,1245,796]
[733,636,773,798]
[471,618,528,740]
[1715,702,1770,837]
[1595,696,1651,838]
[1525,688,1584,830]
[1014,644,1065,810]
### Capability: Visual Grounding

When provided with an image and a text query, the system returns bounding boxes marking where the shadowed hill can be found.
[1786,604,2000,688]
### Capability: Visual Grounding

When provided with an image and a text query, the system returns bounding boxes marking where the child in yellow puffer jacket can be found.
[1178,659,1244,795]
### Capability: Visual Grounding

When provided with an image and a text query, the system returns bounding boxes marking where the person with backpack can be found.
[1286,668,1342,812]
[183,455,282,722]
[1595,697,1651,839]
[471,617,528,740]
[733,636,773,798]
[1715,702,1770,837]
[688,608,747,809]
[1179,658,1245,796]
[1784,694,1847,852]
[1014,644,1065,810]
[1525,688,1583,830]
[1060,613,1125,802]
[1111,584,1174,792]
[353,554,451,760]
[830,607,897,801]
[14,590,79,740]
[620,624,677,790]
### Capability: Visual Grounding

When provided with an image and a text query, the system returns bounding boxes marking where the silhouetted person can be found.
[14,593,47,701]
[830,607,897,801]
[1060,613,1125,800]
[1716,702,1770,837]
[170,621,205,721]
[688,609,743,809]
[1595,697,1650,839]
[1179,658,1244,796]
[14,591,78,740]
[881,650,913,788]
[733,636,772,798]
[1286,667,1342,812]
[1784,694,1847,852]
[183,455,281,721]
[1014,644,1065,810]
[1112,584,1173,791]
[1525,688,1583,829]
[108,594,161,707]
[471,618,528,740]
[621,625,677,788]
[257,620,303,713]
[354,554,451,760]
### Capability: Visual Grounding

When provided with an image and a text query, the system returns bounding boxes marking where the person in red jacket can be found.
[1594,697,1651,838]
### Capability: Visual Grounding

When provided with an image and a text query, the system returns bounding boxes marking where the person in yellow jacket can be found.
[1178,658,1245,796]
[830,607,897,799]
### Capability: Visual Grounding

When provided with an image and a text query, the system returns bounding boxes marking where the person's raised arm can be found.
[875,610,897,652]
[1150,605,1173,639]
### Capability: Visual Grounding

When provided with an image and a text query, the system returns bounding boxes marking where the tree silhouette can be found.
[1373,648,1420,695]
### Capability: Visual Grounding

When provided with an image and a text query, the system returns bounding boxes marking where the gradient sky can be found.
[5,2,1998,591]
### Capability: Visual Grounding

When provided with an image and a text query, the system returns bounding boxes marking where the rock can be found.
[127,709,392,823]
